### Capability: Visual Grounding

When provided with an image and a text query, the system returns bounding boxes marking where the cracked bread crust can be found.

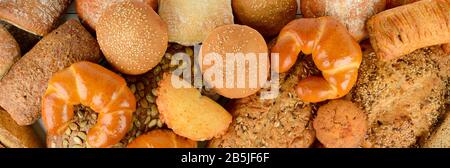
[209,59,318,148]
[352,46,449,148]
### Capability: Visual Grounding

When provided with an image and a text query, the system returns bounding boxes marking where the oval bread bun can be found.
[76,0,158,31]
[0,26,20,79]
[301,0,386,41]
[158,0,234,46]
[97,1,168,75]
[232,0,298,37]
[200,24,269,99]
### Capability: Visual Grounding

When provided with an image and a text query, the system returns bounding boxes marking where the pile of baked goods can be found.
[0,0,448,148]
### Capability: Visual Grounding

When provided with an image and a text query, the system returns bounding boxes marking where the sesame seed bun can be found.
[97,1,168,75]
[232,0,298,37]
[200,24,269,99]
[76,0,158,31]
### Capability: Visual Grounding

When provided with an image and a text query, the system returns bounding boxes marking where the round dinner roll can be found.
[159,0,234,46]
[76,0,158,31]
[232,0,298,37]
[301,0,386,41]
[200,24,269,99]
[0,26,20,80]
[97,1,168,75]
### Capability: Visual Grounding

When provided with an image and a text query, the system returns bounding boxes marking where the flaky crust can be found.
[367,0,450,61]
[352,46,449,148]
[158,0,234,46]
[0,20,101,126]
[0,0,71,36]
[0,26,20,79]
[0,108,42,148]
[209,60,317,148]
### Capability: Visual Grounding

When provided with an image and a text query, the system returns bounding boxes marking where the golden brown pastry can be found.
[301,0,386,41]
[209,60,316,148]
[367,0,450,61]
[76,0,158,31]
[0,20,101,126]
[232,0,297,37]
[0,108,42,148]
[352,46,449,148]
[97,1,168,75]
[47,44,193,148]
[200,24,269,99]
[313,100,368,148]
[0,0,71,36]
[127,130,197,148]
[42,62,136,148]
[271,17,362,103]
[0,26,20,79]
[157,73,232,141]
[159,0,234,46]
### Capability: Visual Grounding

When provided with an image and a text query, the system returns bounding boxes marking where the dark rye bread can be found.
[0,20,101,126]
[0,0,71,36]
[209,59,318,148]
[0,108,42,148]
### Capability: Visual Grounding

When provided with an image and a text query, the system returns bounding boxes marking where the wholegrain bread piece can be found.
[209,60,317,148]
[367,0,450,61]
[0,20,101,126]
[0,26,20,79]
[0,108,42,148]
[352,46,449,148]
[0,0,72,36]
[422,109,450,148]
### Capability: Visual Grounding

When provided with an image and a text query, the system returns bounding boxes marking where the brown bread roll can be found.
[0,26,20,80]
[0,0,72,36]
[232,0,298,37]
[0,108,42,148]
[301,0,386,41]
[76,0,158,31]
[0,20,101,126]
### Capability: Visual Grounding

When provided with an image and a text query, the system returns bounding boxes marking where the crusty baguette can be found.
[0,20,101,126]
[0,0,72,36]
[0,26,20,79]
[352,46,449,148]
[0,108,42,148]
[367,0,450,61]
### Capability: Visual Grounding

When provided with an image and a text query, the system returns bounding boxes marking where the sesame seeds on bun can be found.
[200,24,269,99]
[97,1,168,75]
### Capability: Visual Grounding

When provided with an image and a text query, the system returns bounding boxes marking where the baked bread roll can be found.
[313,100,368,148]
[352,46,449,148]
[159,0,234,46]
[0,21,41,54]
[422,108,450,148]
[301,0,386,41]
[232,0,297,37]
[367,0,450,61]
[0,20,101,126]
[0,108,42,148]
[209,60,316,148]
[0,26,20,79]
[76,0,158,31]
[200,24,269,99]
[97,1,168,75]
[0,0,71,36]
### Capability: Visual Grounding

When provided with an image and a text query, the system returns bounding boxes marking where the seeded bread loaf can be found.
[422,108,450,148]
[0,108,42,148]
[0,0,72,36]
[352,46,449,148]
[0,20,101,126]
[209,59,317,148]
[0,26,20,79]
